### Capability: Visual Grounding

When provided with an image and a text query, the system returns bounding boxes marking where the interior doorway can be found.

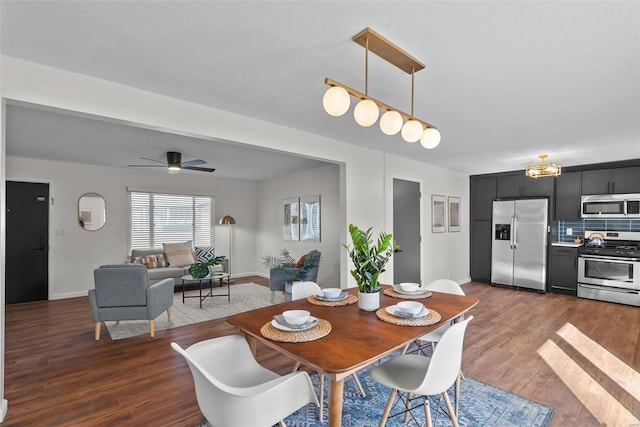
[5,181,49,304]
[393,178,421,284]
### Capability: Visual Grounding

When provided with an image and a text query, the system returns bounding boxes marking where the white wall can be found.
[257,164,341,288]
[6,156,259,299]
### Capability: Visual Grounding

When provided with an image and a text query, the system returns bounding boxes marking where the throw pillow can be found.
[195,246,216,263]
[163,241,195,267]
[131,256,145,265]
[295,254,307,268]
[142,254,167,269]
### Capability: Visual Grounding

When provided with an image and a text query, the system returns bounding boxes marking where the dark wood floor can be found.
[3,278,639,426]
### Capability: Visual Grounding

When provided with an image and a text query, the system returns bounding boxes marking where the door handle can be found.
[512,217,518,249]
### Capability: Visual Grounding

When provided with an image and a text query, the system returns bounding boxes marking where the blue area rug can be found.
[196,365,554,426]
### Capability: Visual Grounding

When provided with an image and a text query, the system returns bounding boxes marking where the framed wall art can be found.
[448,196,461,232]
[431,194,446,233]
[299,194,321,242]
[282,197,299,241]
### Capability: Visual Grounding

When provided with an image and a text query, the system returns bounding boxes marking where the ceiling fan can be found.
[128,151,215,173]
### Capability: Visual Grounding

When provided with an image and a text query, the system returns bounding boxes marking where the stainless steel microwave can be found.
[581,194,640,218]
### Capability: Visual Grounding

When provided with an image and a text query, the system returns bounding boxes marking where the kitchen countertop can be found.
[551,242,583,247]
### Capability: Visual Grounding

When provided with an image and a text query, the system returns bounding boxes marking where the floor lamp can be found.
[219,214,236,283]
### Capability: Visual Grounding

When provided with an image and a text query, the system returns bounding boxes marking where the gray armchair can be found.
[269,250,321,302]
[88,264,174,340]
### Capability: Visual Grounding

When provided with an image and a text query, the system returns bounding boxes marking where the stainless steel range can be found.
[578,230,640,306]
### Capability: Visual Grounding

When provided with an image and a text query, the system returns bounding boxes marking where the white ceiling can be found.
[1,1,639,178]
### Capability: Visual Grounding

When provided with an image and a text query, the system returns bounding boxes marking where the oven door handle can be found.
[579,255,640,263]
[579,283,640,295]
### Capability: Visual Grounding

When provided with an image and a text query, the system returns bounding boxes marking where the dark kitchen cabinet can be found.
[471,176,496,221]
[470,176,496,282]
[610,166,640,193]
[554,171,582,220]
[496,173,553,199]
[471,220,492,282]
[582,166,640,194]
[548,246,578,295]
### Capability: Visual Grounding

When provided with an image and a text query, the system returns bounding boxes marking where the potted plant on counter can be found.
[344,224,396,311]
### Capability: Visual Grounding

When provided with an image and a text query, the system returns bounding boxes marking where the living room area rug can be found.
[195,370,554,427]
[105,282,272,340]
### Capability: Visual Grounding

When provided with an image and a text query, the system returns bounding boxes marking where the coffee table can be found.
[181,272,230,308]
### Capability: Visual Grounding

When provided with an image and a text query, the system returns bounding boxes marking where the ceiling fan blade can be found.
[181,159,206,167]
[183,166,216,173]
[139,156,167,165]
[128,164,166,167]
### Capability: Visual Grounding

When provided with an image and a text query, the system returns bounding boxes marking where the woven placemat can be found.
[306,294,358,306]
[376,307,441,326]
[260,318,332,342]
[383,288,433,300]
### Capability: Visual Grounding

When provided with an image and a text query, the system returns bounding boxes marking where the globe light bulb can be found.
[401,120,423,143]
[322,86,350,117]
[379,110,403,135]
[420,127,441,149]
[353,99,379,127]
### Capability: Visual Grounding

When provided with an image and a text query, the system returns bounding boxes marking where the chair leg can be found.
[379,388,398,426]
[291,362,301,373]
[270,291,275,303]
[278,421,286,427]
[166,307,172,321]
[319,374,324,422]
[94,322,101,340]
[351,373,366,397]
[404,392,412,424]
[115,320,120,326]
[455,371,461,417]
[149,319,155,338]
[442,391,460,427]
[424,398,432,427]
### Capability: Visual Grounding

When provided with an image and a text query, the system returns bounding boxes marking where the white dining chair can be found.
[406,279,466,356]
[171,335,319,427]
[369,316,473,427]
[289,281,366,421]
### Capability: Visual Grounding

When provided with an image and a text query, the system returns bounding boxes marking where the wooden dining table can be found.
[226,284,479,427]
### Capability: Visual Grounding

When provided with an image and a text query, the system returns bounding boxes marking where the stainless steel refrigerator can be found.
[491,199,548,291]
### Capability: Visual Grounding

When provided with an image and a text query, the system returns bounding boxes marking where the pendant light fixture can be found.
[526,154,562,178]
[322,28,441,149]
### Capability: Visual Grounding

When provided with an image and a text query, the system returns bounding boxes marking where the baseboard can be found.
[51,291,88,300]
[0,398,8,422]
[459,277,472,285]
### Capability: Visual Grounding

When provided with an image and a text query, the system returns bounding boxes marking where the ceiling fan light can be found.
[379,110,403,135]
[420,127,441,149]
[354,99,379,127]
[323,86,350,117]
[168,164,181,171]
[401,120,423,143]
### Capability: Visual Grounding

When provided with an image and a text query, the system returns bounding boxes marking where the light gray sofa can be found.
[130,248,229,287]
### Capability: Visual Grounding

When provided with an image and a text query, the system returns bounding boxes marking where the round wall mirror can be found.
[78,193,106,231]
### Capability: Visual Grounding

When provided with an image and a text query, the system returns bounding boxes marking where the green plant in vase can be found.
[189,255,226,279]
[344,224,396,310]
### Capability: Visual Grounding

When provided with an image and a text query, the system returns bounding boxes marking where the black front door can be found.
[6,181,49,304]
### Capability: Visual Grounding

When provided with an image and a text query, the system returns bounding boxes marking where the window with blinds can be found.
[128,191,215,251]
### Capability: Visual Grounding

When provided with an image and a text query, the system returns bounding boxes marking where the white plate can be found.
[271,316,318,332]
[314,292,349,301]
[385,305,429,319]
[392,285,428,295]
